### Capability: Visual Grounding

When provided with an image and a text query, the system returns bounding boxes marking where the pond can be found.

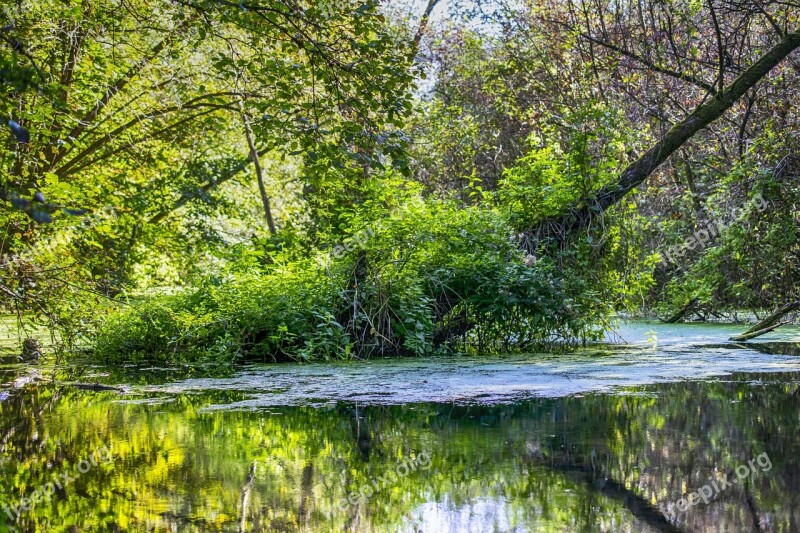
[1,323,799,532]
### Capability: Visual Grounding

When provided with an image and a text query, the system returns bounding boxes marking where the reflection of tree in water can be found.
[0,374,799,531]
[535,375,800,532]
[354,403,373,461]
[736,342,800,357]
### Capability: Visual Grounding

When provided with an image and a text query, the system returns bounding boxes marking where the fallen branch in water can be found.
[67,383,127,393]
[662,298,699,323]
[729,302,799,341]
[730,321,792,342]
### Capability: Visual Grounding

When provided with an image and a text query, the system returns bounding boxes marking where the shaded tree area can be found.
[413,0,800,317]
[1,0,799,362]
[1,0,416,345]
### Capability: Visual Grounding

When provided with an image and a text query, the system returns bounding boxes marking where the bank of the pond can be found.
[5,323,800,403]
[86,205,624,365]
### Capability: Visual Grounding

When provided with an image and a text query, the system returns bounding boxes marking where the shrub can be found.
[94,198,608,364]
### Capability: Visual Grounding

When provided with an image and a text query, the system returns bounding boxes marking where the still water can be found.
[1,323,799,532]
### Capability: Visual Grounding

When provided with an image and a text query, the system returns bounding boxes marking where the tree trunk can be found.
[729,301,799,341]
[531,29,800,242]
[239,103,277,235]
[662,298,699,323]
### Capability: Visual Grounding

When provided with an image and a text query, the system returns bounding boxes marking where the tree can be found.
[0,0,417,306]
[526,0,800,242]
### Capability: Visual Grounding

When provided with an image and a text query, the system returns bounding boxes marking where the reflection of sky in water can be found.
[406,496,525,533]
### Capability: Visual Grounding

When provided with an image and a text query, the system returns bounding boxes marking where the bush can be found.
[94,198,607,364]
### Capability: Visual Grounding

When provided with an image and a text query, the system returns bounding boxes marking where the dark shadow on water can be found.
[736,342,800,356]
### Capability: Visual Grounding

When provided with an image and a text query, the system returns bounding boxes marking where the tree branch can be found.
[578,32,717,93]
[239,101,276,234]
[707,0,725,94]
[52,18,194,167]
[530,28,800,242]
[147,147,271,225]
[414,0,441,50]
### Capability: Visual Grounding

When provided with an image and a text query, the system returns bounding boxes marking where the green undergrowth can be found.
[94,199,610,364]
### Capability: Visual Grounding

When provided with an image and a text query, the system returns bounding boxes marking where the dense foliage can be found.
[96,185,607,363]
[2,0,799,363]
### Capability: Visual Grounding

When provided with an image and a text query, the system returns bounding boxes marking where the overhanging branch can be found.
[529,28,800,243]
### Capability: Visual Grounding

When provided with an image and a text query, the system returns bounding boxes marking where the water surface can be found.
[1,323,799,532]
